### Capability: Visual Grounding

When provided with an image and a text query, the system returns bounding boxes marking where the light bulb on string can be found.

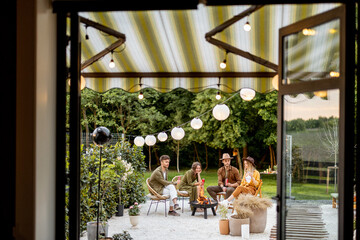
[109,51,115,68]
[244,21,251,31]
[138,91,144,100]
[219,59,226,69]
[216,91,221,100]
[85,25,89,40]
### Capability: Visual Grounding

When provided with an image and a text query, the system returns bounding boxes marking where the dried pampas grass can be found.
[233,194,273,211]
[232,205,253,219]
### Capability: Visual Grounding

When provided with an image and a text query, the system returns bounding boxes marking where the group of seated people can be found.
[148,153,261,216]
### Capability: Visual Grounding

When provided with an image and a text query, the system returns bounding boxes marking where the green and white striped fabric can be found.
[75,3,340,93]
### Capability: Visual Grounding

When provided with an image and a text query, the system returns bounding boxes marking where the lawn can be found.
[142,169,334,200]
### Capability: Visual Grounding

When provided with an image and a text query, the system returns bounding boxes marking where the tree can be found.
[319,117,339,191]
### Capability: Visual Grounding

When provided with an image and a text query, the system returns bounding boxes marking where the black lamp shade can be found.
[92,127,112,146]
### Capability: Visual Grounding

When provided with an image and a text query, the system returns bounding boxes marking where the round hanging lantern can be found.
[171,127,185,140]
[134,136,145,147]
[272,74,279,90]
[314,91,327,98]
[145,135,156,146]
[68,75,86,90]
[190,118,203,130]
[240,88,256,101]
[157,132,168,142]
[92,127,111,146]
[212,104,230,121]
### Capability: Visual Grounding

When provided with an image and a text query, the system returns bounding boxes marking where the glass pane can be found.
[283,19,340,84]
[283,89,339,239]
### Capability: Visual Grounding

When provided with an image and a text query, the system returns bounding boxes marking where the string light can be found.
[243,21,251,31]
[216,91,221,100]
[240,88,256,101]
[219,51,228,69]
[109,51,115,68]
[85,25,89,40]
[138,78,144,100]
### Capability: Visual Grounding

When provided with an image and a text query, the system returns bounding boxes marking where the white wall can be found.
[35,0,57,239]
[16,0,56,239]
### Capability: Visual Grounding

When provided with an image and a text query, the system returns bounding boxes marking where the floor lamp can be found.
[92,127,112,240]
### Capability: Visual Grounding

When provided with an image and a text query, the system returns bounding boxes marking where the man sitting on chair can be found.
[149,155,181,216]
[220,156,261,205]
[207,153,241,201]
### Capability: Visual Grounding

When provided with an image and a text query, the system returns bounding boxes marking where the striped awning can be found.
[77,3,340,93]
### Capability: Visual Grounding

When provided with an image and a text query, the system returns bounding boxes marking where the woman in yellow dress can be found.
[220,156,260,204]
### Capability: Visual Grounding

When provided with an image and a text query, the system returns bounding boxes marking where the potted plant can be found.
[112,231,134,240]
[114,157,134,216]
[234,194,273,233]
[128,202,141,227]
[229,199,253,236]
[218,203,230,235]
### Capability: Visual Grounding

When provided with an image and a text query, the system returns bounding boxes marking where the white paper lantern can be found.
[171,127,185,140]
[157,132,168,142]
[212,104,230,121]
[134,136,145,147]
[190,118,203,130]
[240,88,256,101]
[145,135,156,146]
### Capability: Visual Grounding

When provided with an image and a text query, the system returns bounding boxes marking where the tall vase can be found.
[129,215,140,227]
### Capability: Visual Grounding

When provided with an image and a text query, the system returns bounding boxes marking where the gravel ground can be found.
[80,199,338,240]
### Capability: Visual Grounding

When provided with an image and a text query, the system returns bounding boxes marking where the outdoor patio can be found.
[80,198,337,240]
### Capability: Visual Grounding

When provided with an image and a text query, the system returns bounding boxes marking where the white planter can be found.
[129,215,140,227]
[86,221,108,240]
[229,216,250,236]
[249,208,267,233]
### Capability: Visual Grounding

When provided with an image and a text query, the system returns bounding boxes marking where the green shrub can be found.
[65,141,146,235]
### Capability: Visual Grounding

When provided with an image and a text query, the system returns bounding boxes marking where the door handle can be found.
[272,195,280,201]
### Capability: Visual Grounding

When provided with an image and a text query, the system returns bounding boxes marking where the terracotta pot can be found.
[249,208,267,233]
[219,219,229,235]
[129,215,140,227]
[229,216,250,236]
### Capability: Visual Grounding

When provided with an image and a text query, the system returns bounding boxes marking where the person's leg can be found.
[206,185,222,201]
[162,187,173,211]
[225,187,235,199]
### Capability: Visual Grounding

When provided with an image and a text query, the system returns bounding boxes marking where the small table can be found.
[190,201,218,219]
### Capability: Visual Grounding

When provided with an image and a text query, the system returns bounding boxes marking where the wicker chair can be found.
[172,175,190,213]
[146,178,170,217]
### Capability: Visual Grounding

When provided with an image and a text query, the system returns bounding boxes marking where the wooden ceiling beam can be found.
[205,5,278,72]
[80,16,126,39]
[81,39,125,70]
[206,37,278,71]
[81,71,277,78]
[205,5,264,38]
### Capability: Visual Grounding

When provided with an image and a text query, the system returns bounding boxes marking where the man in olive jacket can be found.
[149,155,181,216]
[207,153,241,201]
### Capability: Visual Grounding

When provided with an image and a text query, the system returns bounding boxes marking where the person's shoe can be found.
[168,210,180,216]
[174,204,181,211]
[219,199,229,207]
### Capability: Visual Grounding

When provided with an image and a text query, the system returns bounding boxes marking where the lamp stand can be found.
[96,146,103,240]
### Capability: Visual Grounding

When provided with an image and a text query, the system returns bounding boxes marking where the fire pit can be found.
[190,187,218,219]
[190,200,218,219]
